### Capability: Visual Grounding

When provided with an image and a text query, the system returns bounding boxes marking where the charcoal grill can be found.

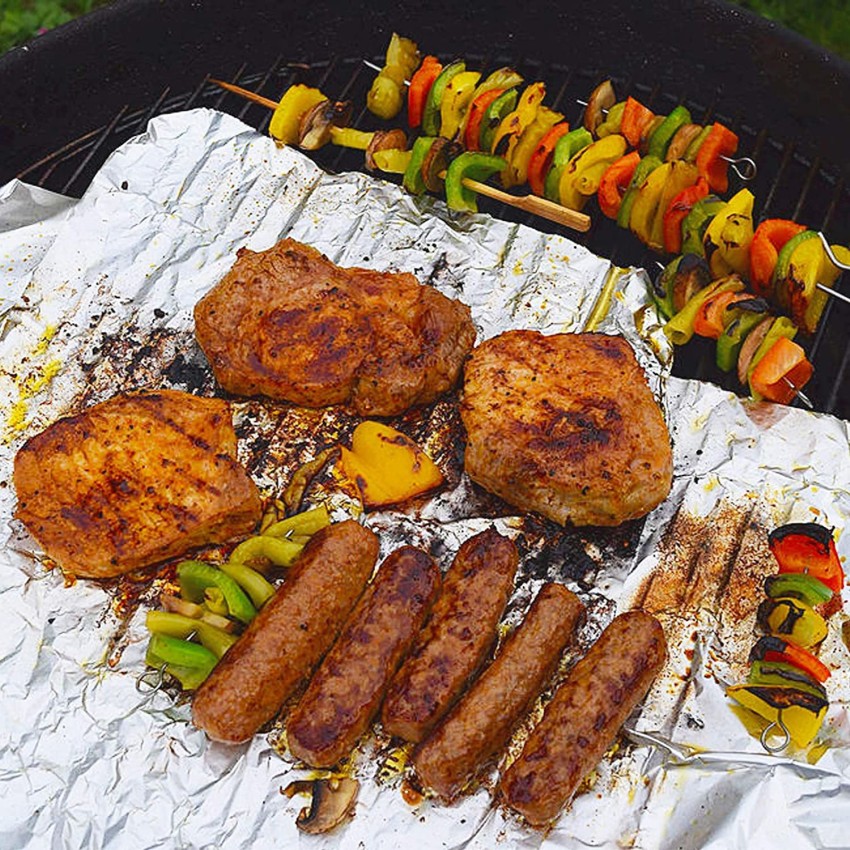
[2,0,850,417]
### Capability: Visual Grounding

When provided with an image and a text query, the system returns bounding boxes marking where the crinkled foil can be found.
[1,109,848,849]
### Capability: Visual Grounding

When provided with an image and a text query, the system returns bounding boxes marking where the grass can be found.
[1,0,849,59]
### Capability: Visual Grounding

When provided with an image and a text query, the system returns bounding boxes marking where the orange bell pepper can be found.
[768,522,844,595]
[526,122,570,196]
[692,290,752,339]
[408,55,442,129]
[748,336,813,404]
[752,635,832,683]
[662,176,709,254]
[463,88,505,151]
[695,122,739,194]
[749,218,807,297]
[597,150,641,218]
[620,97,655,147]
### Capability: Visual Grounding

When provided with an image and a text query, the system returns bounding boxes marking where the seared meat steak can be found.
[194,239,476,416]
[13,390,261,578]
[460,331,672,526]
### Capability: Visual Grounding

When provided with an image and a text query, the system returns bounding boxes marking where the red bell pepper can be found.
[620,97,655,148]
[695,122,739,194]
[463,88,505,152]
[750,635,831,683]
[662,176,709,254]
[526,122,570,196]
[749,336,814,404]
[768,523,845,594]
[692,290,752,339]
[749,218,807,297]
[597,150,641,218]
[408,55,442,129]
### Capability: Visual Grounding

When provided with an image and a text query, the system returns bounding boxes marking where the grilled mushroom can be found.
[421,137,463,193]
[365,129,408,171]
[288,777,359,835]
[583,79,616,133]
[298,100,353,150]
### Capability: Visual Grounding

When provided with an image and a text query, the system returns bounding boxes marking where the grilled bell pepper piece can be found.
[647,105,692,161]
[703,189,755,277]
[620,97,655,147]
[715,301,770,372]
[597,150,641,219]
[665,123,704,162]
[403,136,437,195]
[749,336,814,404]
[544,127,592,202]
[750,634,831,682]
[444,152,507,212]
[491,82,546,158]
[648,160,699,251]
[696,122,739,193]
[527,122,570,197]
[628,160,673,245]
[596,101,626,138]
[765,572,835,607]
[680,195,726,257]
[422,60,465,136]
[458,67,524,141]
[772,230,818,306]
[177,560,257,624]
[505,107,563,188]
[439,70,482,140]
[371,148,412,174]
[338,421,444,508]
[616,154,662,229]
[757,596,828,649]
[478,88,519,154]
[463,88,505,151]
[218,562,276,607]
[745,316,798,395]
[145,610,238,659]
[663,177,709,255]
[693,290,753,339]
[664,275,745,346]
[559,134,627,211]
[269,85,327,145]
[651,256,682,320]
[749,219,807,298]
[145,633,218,690]
[408,55,442,128]
[748,660,828,701]
[769,523,844,594]
[683,124,712,163]
[726,683,827,748]
[654,254,711,319]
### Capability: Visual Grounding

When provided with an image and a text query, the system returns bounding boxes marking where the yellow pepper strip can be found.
[329,127,374,150]
[371,148,412,174]
[559,134,627,211]
[264,504,331,539]
[504,106,563,188]
[229,534,304,568]
[627,159,672,242]
[146,610,238,659]
[703,188,755,278]
[647,160,699,251]
[727,684,827,748]
[439,71,482,140]
[269,84,327,144]
[490,82,546,157]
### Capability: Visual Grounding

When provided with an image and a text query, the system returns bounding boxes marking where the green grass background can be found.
[1,0,849,57]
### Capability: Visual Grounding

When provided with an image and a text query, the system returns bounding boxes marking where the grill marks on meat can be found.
[287,546,441,768]
[191,520,379,744]
[461,331,673,527]
[193,240,476,416]
[381,528,519,743]
[13,390,261,578]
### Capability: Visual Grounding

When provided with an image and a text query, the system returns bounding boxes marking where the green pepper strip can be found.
[444,152,507,213]
[748,660,828,700]
[680,195,727,257]
[544,127,593,202]
[403,136,438,195]
[764,573,834,607]
[651,256,682,320]
[177,560,257,624]
[264,505,330,539]
[145,610,238,659]
[647,105,692,161]
[479,88,519,155]
[145,633,218,690]
[219,561,276,608]
[683,124,712,163]
[716,309,767,372]
[422,60,465,136]
[229,535,304,568]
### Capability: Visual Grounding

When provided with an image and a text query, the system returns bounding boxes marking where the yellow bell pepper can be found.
[783,238,850,334]
[727,684,827,748]
[558,134,627,211]
[269,84,327,145]
[703,188,755,278]
[627,160,672,241]
[439,71,482,139]
[490,82,546,157]
[503,106,563,188]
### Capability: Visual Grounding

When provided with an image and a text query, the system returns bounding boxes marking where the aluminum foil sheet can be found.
[1,108,848,849]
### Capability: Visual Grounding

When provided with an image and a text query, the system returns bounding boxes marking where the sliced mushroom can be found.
[365,129,408,172]
[665,123,704,162]
[161,593,204,619]
[638,114,666,156]
[737,316,773,385]
[583,79,616,134]
[421,137,463,193]
[671,253,712,313]
[292,777,359,835]
[298,100,353,151]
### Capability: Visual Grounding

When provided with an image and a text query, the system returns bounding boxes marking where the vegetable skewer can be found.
[209,77,591,232]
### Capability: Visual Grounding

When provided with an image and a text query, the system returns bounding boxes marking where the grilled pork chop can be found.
[13,390,261,578]
[193,239,476,416]
[460,331,672,526]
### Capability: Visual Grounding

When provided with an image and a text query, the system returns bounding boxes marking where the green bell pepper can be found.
[478,88,518,154]
[543,126,592,201]
[716,304,769,372]
[177,560,257,624]
[145,610,238,658]
[748,660,828,701]
[403,136,438,195]
[764,573,834,607]
[422,60,465,136]
[616,154,662,229]
[145,633,218,690]
[219,561,276,607]
[445,152,507,212]
[680,195,726,257]
[647,105,692,161]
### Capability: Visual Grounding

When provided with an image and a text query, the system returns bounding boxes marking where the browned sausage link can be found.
[413,583,585,800]
[500,610,667,827]
[287,546,441,768]
[191,520,379,744]
[381,528,519,743]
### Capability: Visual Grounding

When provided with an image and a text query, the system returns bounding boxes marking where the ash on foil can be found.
[1,109,849,850]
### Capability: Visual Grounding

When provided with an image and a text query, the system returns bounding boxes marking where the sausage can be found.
[381,528,519,742]
[191,520,379,743]
[413,583,585,800]
[500,610,667,826]
[287,546,441,768]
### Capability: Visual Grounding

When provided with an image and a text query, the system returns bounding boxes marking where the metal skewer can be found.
[363,58,411,85]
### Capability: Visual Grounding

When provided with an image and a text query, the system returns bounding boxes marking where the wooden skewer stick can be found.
[210,77,593,233]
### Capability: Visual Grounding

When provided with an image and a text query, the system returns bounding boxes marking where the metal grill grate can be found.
[16,52,850,420]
